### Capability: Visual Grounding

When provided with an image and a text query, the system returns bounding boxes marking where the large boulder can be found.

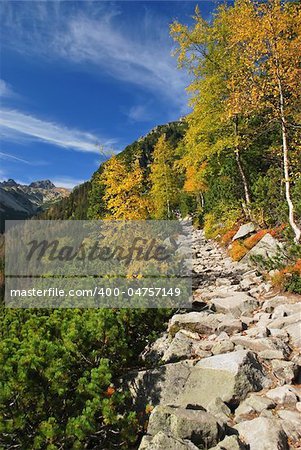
[162,331,196,363]
[267,313,301,347]
[277,409,301,442]
[265,385,299,405]
[271,359,299,384]
[176,350,268,408]
[234,393,276,422]
[210,293,258,318]
[230,336,290,358]
[147,405,224,448]
[139,431,199,450]
[235,417,288,450]
[168,312,221,337]
[209,435,247,450]
[232,223,256,241]
[124,360,194,410]
[241,233,284,265]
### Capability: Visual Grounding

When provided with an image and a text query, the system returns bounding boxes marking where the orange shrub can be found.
[220,228,239,246]
[270,270,287,289]
[269,224,287,238]
[270,259,301,291]
[243,225,286,250]
[244,230,268,249]
[283,259,301,276]
[229,241,248,261]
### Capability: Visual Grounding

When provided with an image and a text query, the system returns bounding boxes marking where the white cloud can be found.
[51,176,85,190]
[0,109,117,154]
[0,3,189,110]
[127,104,153,122]
[54,14,188,107]
[0,79,14,98]
[0,151,31,164]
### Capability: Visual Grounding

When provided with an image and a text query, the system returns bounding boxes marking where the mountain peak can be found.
[29,180,56,190]
[1,179,18,187]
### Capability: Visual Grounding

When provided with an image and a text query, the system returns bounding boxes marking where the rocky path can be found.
[132,222,301,450]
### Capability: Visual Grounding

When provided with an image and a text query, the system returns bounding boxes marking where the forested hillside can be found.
[38,181,91,220]
[1,1,300,449]
[39,121,187,220]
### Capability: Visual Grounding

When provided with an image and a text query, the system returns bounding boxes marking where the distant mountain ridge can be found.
[0,179,70,232]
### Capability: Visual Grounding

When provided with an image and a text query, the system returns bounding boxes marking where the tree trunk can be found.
[234,116,252,207]
[277,75,301,243]
[196,192,204,209]
[235,149,251,206]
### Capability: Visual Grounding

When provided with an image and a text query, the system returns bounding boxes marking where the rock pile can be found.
[133,222,301,449]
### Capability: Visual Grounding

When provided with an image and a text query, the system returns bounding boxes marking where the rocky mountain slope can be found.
[0,179,70,232]
[129,220,301,449]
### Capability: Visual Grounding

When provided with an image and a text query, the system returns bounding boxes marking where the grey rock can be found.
[147,405,223,448]
[216,277,232,287]
[277,410,301,441]
[230,336,289,357]
[141,333,169,364]
[232,223,256,241]
[124,360,194,410]
[140,431,199,450]
[235,393,276,422]
[241,233,284,265]
[207,397,232,425]
[235,417,288,450]
[217,331,230,341]
[245,326,269,339]
[162,332,195,363]
[271,303,301,319]
[168,312,220,337]
[176,350,268,408]
[209,435,247,450]
[210,293,258,318]
[212,340,235,355]
[258,349,286,360]
[138,435,153,450]
[266,313,301,346]
[284,322,301,348]
[218,317,243,334]
[271,359,298,384]
[202,289,243,301]
[262,296,292,313]
[196,339,215,352]
[269,328,289,340]
[240,275,262,290]
[266,385,299,405]
[241,316,255,326]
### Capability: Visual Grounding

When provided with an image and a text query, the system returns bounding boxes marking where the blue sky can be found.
[0,1,215,189]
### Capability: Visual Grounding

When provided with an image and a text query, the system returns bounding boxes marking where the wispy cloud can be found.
[0,79,15,98]
[0,151,31,164]
[126,104,153,123]
[0,108,117,153]
[54,14,188,107]
[51,176,85,190]
[0,2,189,110]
